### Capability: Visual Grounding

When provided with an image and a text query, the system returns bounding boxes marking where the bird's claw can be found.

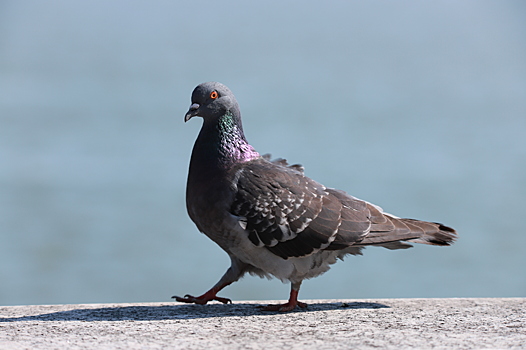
[258,301,308,312]
[172,294,232,305]
[212,296,232,304]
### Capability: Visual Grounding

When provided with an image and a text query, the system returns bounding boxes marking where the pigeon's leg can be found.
[172,257,245,305]
[260,281,308,312]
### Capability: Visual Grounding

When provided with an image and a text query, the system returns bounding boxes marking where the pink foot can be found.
[260,300,308,312]
[172,291,231,305]
[259,288,307,312]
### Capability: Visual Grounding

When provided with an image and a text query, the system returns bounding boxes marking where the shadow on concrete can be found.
[0,301,389,322]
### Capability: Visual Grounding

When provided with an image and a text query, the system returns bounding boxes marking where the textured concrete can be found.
[1,298,524,349]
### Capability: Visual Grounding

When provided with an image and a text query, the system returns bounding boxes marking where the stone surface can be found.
[1,298,525,349]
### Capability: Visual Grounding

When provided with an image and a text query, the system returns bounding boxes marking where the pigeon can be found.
[173,82,457,312]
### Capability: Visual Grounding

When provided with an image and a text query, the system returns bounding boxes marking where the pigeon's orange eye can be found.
[210,91,218,99]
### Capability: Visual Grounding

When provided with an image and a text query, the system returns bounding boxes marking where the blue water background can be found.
[1,1,525,306]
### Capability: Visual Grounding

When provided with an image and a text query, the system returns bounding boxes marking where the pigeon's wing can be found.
[229,158,371,259]
[229,158,457,260]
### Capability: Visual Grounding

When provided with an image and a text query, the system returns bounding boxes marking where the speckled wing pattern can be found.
[230,156,456,260]
[229,157,370,259]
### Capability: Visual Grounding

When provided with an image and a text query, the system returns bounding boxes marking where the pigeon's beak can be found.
[184,103,200,122]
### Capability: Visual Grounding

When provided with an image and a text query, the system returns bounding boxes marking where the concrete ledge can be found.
[1,298,524,349]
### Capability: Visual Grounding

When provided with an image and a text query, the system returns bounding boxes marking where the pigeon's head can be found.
[184,82,240,122]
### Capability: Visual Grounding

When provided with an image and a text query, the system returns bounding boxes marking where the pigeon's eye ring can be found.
[210,91,218,99]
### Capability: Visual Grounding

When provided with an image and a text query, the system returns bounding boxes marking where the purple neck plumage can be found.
[195,111,260,168]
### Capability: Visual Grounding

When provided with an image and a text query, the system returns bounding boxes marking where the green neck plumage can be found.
[197,112,260,167]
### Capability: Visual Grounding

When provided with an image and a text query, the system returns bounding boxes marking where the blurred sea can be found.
[1,1,525,306]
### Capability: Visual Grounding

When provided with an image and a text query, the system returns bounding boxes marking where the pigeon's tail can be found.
[401,218,457,246]
[355,216,457,250]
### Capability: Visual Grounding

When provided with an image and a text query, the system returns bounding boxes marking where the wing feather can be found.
[229,158,370,259]
[229,157,456,260]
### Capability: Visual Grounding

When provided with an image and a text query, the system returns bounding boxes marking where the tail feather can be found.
[403,219,457,246]
[357,216,457,249]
